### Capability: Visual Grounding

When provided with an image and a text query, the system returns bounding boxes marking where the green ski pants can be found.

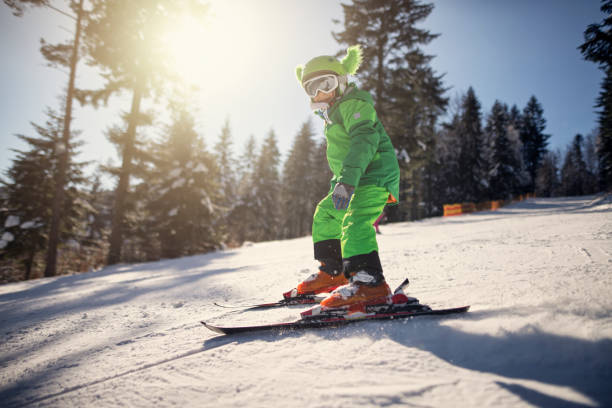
[312,184,389,259]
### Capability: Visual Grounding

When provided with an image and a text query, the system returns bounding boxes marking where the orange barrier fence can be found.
[443,193,535,217]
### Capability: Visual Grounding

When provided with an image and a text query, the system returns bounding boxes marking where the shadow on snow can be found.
[200,307,612,408]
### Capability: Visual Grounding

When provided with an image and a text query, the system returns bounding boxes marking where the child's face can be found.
[312,89,336,104]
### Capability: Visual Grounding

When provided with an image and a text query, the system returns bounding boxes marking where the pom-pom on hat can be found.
[296,45,363,85]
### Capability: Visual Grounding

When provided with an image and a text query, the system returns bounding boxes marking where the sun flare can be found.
[159,2,264,99]
[162,15,210,83]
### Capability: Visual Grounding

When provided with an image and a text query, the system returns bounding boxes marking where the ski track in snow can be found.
[0,195,611,407]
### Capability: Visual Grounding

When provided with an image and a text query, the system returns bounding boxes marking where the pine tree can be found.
[520,96,551,193]
[214,119,237,243]
[0,109,87,279]
[227,135,258,244]
[43,0,86,277]
[0,134,53,280]
[98,110,154,262]
[3,0,49,16]
[457,87,486,202]
[80,0,208,264]
[280,120,317,239]
[560,134,589,196]
[78,175,112,268]
[238,135,258,191]
[536,150,561,197]
[583,131,601,194]
[593,67,612,189]
[144,107,220,259]
[6,0,87,276]
[484,101,521,200]
[251,131,281,241]
[579,0,612,188]
[506,104,530,194]
[333,0,447,219]
[433,112,462,205]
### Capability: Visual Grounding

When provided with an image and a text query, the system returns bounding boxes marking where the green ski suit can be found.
[312,84,400,281]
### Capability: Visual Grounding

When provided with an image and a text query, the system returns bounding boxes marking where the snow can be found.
[4,215,20,228]
[1,195,611,407]
[169,168,182,178]
[194,163,207,173]
[398,148,410,163]
[20,220,42,230]
[171,178,186,189]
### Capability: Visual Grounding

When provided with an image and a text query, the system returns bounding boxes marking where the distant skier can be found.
[285,45,400,311]
[373,209,387,234]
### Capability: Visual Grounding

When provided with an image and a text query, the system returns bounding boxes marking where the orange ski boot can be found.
[284,263,348,299]
[318,271,392,312]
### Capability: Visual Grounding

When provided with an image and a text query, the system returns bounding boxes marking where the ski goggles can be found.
[303,74,339,98]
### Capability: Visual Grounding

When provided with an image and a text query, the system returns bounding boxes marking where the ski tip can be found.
[449,305,470,313]
[201,322,228,335]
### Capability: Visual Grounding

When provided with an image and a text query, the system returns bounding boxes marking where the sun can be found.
[162,14,210,84]
[159,2,262,98]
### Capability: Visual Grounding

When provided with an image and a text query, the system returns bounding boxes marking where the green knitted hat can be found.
[295,45,363,84]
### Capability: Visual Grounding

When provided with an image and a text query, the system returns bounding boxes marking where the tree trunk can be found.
[107,84,144,265]
[24,247,36,281]
[44,0,85,278]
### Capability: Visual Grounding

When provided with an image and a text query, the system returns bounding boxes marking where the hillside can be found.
[1,195,611,407]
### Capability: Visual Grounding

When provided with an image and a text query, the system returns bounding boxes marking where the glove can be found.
[332,182,354,210]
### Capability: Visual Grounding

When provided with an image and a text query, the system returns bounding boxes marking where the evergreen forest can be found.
[1,0,610,282]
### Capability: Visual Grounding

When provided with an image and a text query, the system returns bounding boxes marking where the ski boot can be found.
[283,262,348,300]
[301,271,392,318]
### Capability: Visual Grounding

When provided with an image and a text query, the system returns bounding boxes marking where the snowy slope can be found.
[1,195,611,408]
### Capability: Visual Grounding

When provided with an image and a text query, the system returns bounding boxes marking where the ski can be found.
[202,305,470,335]
[213,295,324,310]
[212,278,412,311]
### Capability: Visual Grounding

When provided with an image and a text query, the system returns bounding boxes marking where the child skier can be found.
[285,45,400,312]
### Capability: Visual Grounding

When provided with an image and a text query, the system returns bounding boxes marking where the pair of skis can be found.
[203,279,469,335]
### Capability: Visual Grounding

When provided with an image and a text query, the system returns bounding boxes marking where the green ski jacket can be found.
[323,84,400,202]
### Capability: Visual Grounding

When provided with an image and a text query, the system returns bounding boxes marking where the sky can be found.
[0,0,605,187]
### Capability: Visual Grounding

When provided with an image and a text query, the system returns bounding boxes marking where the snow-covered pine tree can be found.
[81,0,208,264]
[6,0,88,277]
[484,101,521,200]
[226,135,258,245]
[1,140,52,280]
[0,108,87,280]
[280,120,317,239]
[213,119,237,244]
[520,96,550,193]
[433,111,462,205]
[457,87,486,202]
[579,0,612,189]
[333,0,447,220]
[97,109,154,263]
[144,107,220,259]
[506,104,530,195]
[251,130,281,242]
